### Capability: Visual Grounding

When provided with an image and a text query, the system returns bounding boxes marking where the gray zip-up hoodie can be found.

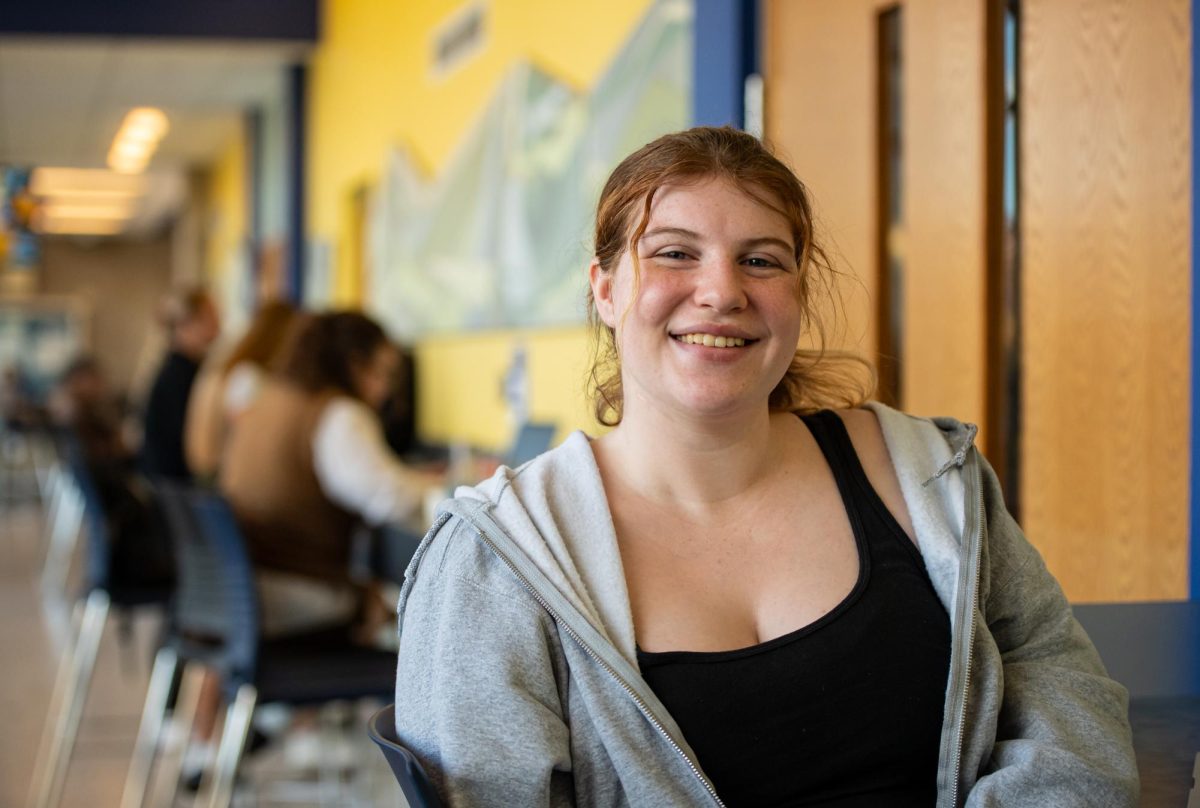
[393,403,1139,807]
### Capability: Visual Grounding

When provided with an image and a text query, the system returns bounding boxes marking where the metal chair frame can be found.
[27,447,171,808]
[123,484,396,808]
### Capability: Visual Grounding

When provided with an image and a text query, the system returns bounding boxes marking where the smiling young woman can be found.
[392,127,1138,807]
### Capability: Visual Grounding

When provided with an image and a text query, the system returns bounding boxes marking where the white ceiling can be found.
[0,37,308,169]
[0,37,309,235]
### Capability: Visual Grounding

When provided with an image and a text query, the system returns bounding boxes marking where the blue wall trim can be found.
[245,108,263,309]
[1191,0,1200,600]
[692,0,759,128]
[0,0,318,41]
[286,64,306,304]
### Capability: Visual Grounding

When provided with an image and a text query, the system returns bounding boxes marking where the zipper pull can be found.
[922,423,979,487]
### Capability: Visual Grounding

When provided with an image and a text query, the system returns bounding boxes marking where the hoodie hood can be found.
[454,430,641,666]
[454,403,979,649]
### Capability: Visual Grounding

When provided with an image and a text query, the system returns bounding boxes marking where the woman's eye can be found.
[744,256,780,268]
[657,250,691,261]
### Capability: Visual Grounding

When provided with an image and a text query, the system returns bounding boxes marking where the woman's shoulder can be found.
[828,407,917,542]
[406,508,557,624]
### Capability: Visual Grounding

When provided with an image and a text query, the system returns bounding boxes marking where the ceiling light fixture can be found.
[107,106,169,175]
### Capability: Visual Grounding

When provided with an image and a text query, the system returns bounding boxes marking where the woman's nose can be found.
[693,258,748,312]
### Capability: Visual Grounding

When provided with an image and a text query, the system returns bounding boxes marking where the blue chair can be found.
[124,484,397,808]
[367,704,444,808]
[27,443,173,808]
[506,421,556,467]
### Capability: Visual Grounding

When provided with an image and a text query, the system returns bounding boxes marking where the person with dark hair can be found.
[140,285,220,480]
[220,309,432,635]
[185,298,299,480]
[391,127,1138,806]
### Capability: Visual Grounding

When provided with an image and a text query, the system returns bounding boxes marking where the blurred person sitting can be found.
[140,285,221,481]
[185,299,299,481]
[1,364,42,431]
[220,310,432,638]
[52,354,172,590]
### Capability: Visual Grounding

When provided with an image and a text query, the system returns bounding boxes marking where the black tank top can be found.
[636,411,951,807]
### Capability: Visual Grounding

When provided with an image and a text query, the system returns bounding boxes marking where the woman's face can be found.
[590,177,802,422]
[352,343,398,410]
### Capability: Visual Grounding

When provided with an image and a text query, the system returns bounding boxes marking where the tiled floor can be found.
[0,496,404,807]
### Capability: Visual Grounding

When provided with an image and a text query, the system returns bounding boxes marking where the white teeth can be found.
[674,333,747,348]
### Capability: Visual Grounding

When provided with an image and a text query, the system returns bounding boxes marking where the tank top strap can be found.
[798,409,875,507]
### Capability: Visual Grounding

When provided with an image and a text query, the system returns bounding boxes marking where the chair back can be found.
[62,440,112,594]
[154,482,261,693]
[367,705,445,808]
[506,421,556,467]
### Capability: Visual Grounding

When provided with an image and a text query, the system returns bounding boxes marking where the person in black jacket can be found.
[140,285,220,480]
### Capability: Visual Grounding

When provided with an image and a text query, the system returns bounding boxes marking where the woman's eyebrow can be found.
[640,226,701,241]
[742,236,795,253]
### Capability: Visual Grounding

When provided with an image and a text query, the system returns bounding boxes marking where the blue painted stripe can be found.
[1191,0,1200,600]
[245,108,263,310]
[692,0,758,128]
[286,64,306,304]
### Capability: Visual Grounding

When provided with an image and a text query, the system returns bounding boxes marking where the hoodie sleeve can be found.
[965,454,1139,807]
[394,517,575,807]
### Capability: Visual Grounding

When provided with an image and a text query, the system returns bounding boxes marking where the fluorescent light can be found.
[41,202,135,220]
[107,107,169,175]
[30,167,145,197]
[36,218,125,236]
[126,107,169,138]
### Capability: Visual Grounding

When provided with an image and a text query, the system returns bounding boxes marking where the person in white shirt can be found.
[185,299,298,481]
[220,310,434,635]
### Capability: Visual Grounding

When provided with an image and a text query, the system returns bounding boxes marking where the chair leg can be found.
[39,466,62,548]
[120,646,179,808]
[26,589,109,808]
[203,685,257,808]
[40,483,80,595]
[146,661,205,808]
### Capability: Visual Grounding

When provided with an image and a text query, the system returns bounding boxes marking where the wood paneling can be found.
[765,0,986,429]
[766,0,1189,601]
[1021,0,1190,601]
[765,0,883,362]
[901,1,986,426]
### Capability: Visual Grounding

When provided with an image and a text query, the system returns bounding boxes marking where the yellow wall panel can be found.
[309,0,657,446]
[415,325,596,452]
[203,127,247,286]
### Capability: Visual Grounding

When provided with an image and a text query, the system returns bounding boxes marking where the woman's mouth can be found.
[671,333,755,348]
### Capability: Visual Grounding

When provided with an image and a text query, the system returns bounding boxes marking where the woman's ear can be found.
[589,258,617,329]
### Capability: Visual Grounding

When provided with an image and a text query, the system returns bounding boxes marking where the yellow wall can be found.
[309,0,656,448]
[203,125,247,288]
[416,326,595,451]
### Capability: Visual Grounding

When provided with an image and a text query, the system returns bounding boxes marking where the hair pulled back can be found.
[587,126,873,426]
[277,310,387,400]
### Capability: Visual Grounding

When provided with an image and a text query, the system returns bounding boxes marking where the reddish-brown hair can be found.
[587,126,873,426]
[221,299,299,375]
[276,310,388,400]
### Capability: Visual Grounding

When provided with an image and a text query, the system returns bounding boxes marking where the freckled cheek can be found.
[620,276,690,327]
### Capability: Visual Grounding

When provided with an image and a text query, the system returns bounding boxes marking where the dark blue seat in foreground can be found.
[368,704,444,808]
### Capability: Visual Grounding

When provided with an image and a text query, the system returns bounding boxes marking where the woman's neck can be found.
[596,402,787,512]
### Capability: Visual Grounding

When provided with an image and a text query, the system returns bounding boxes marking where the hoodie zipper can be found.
[947,453,985,807]
[466,524,726,807]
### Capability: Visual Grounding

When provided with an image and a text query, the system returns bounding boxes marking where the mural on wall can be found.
[366,0,691,339]
[0,167,40,274]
